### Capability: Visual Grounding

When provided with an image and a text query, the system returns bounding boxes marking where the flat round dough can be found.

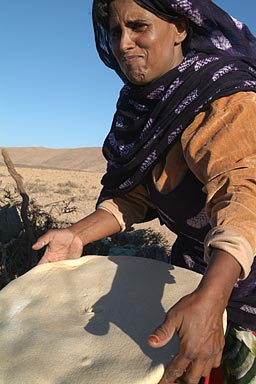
[0,256,225,384]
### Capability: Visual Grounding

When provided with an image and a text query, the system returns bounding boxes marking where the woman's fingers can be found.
[180,357,215,384]
[158,354,190,383]
[158,333,224,384]
[32,234,50,250]
[158,351,222,384]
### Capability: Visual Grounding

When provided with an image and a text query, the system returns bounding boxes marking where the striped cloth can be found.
[204,326,256,384]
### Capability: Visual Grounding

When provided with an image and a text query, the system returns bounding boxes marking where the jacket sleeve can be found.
[96,183,156,231]
[181,91,256,278]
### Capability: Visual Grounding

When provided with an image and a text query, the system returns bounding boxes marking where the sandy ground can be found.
[0,165,177,246]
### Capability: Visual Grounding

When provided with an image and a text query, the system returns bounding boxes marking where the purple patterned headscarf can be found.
[92,0,256,197]
[135,0,256,59]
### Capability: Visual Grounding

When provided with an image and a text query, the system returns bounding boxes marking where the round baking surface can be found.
[0,255,213,384]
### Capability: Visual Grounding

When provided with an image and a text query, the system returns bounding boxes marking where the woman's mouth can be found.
[122,55,143,65]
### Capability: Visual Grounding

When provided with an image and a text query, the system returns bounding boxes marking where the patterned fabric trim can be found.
[222,326,256,383]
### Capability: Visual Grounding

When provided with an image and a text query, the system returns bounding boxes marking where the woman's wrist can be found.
[196,250,242,308]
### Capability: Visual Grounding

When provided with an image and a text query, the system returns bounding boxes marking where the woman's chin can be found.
[126,74,150,85]
[122,68,149,85]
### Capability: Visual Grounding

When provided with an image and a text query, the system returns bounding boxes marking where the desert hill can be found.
[0,147,107,173]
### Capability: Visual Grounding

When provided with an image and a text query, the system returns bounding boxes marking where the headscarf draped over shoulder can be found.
[92,0,256,196]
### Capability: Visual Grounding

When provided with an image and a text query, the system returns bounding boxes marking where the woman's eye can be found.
[110,23,148,40]
[133,23,147,32]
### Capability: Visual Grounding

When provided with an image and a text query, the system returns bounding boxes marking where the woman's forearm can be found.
[69,208,122,246]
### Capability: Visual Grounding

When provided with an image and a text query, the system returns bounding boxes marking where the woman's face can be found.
[109,0,187,85]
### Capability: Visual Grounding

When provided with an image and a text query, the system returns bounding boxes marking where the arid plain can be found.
[0,147,176,244]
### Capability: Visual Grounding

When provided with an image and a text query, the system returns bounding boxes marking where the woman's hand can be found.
[148,250,242,384]
[149,290,225,384]
[32,228,84,264]
[32,209,121,265]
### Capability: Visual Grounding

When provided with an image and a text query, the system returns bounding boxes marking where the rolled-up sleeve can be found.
[97,183,156,231]
[181,91,256,278]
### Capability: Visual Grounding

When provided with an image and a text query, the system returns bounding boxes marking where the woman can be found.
[33,1,256,383]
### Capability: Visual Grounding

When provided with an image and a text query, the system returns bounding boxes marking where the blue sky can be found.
[1,1,255,148]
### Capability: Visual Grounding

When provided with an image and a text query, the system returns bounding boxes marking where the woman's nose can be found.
[119,29,136,52]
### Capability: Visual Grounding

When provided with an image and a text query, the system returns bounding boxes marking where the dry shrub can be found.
[84,228,171,262]
[55,181,79,195]
[25,179,48,194]
[58,181,79,188]
[55,187,72,195]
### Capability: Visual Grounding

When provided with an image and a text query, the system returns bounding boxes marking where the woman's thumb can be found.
[148,317,176,348]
